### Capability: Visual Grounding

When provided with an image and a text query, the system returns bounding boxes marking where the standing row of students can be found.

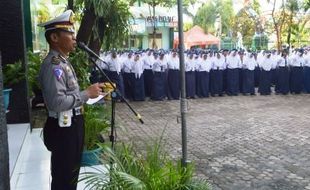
[93,48,310,101]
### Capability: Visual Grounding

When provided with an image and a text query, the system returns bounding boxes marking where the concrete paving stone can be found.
[116,93,310,189]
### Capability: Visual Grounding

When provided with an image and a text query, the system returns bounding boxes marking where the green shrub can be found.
[84,104,111,150]
[2,61,24,88]
[80,137,211,190]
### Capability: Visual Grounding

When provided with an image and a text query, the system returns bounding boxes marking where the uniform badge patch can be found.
[66,66,71,73]
[53,68,63,80]
[51,56,61,65]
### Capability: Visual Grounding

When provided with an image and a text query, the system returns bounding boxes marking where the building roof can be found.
[174,25,220,48]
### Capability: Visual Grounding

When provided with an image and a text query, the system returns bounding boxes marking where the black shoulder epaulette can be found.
[51,56,61,65]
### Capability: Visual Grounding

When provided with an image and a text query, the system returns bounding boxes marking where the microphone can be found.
[77,42,101,60]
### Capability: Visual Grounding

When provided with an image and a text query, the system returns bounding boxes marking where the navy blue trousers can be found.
[134,74,145,101]
[210,70,223,96]
[290,67,303,94]
[167,69,180,100]
[303,66,310,93]
[186,71,196,98]
[276,67,290,94]
[151,72,166,100]
[196,71,210,98]
[242,69,255,94]
[259,70,271,95]
[226,68,239,95]
[144,69,153,97]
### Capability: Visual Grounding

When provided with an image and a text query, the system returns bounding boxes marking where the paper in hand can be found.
[86,93,107,105]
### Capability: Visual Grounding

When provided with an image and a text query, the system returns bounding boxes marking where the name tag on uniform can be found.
[58,110,73,127]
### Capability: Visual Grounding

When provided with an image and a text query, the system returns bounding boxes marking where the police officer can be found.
[38,10,105,190]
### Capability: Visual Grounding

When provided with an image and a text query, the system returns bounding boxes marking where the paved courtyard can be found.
[116,93,310,190]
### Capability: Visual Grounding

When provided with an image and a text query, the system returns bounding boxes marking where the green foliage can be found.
[68,49,91,90]
[194,0,234,36]
[76,0,132,50]
[27,51,46,96]
[232,10,256,49]
[2,61,24,88]
[84,104,110,150]
[80,138,211,189]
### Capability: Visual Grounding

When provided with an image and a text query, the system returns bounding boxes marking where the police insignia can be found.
[53,68,63,80]
[66,66,71,73]
[51,56,61,65]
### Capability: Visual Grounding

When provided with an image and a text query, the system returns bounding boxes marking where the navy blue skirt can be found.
[167,69,180,100]
[254,66,260,87]
[196,71,210,98]
[186,71,196,98]
[123,72,135,100]
[276,67,290,94]
[226,68,239,95]
[242,69,255,94]
[107,71,124,98]
[134,74,145,101]
[303,66,310,93]
[259,70,271,95]
[290,67,303,94]
[151,72,166,100]
[210,70,223,95]
[144,69,154,97]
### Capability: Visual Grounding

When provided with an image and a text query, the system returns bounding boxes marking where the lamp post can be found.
[177,0,188,168]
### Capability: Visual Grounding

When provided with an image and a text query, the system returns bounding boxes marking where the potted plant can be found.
[27,50,46,107]
[2,61,24,112]
[80,137,212,189]
[81,103,110,166]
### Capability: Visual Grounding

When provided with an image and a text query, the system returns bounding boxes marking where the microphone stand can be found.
[87,56,144,152]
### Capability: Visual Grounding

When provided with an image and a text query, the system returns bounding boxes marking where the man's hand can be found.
[86,83,105,98]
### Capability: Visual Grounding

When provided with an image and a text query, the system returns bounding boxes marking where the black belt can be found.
[48,107,83,118]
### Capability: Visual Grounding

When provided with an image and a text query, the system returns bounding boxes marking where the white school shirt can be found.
[243,57,257,71]
[185,57,196,72]
[260,57,273,71]
[167,56,180,70]
[143,55,154,70]
[212,57,226,70]
[122,57,134,73]
[227,55,241,69]
[277,57,290,67]
[197,58,212,72]
[133,59,144,78]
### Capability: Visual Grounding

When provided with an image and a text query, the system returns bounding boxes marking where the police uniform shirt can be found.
[167,55,180,70]
[39,49,89,112]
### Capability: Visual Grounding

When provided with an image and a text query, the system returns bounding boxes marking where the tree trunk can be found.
[287,14,293,49]
[88,34,101,55]
[0,52,11,190]
[68,0,74,11]
[76,7,96,44]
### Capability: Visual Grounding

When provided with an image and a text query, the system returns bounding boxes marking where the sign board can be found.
[145,16,177,28]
